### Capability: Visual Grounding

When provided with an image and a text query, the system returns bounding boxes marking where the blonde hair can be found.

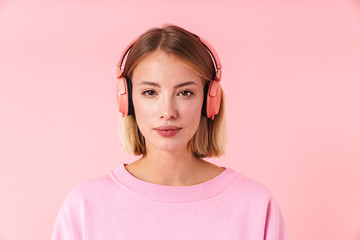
[118,24,228,158]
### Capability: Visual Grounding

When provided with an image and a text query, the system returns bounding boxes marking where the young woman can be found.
[52,24,289,240]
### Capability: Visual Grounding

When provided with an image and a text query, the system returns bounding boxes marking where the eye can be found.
[179,90,194,97]
[142,90,156,96]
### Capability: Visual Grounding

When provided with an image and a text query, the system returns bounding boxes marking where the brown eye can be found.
[179,90,193,97]
[142,90,156,96]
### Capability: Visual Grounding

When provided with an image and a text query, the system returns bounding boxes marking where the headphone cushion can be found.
[127,78,134,115]
[201,81,210,117]
[116,77,134,116]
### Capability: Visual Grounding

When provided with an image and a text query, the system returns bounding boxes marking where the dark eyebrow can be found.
[138,81,198,88]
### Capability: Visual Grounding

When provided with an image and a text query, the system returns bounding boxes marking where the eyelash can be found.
[142,90,194,97]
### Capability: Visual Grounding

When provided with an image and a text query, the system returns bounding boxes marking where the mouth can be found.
[153,126,182,131]
[154,126,182,137]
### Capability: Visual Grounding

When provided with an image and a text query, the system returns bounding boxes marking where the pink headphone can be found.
[116,33,222,120]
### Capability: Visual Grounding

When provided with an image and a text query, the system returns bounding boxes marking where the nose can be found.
[160,95,178,120]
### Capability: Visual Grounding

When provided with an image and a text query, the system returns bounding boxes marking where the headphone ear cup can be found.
[116,77,128,116]
[116,77,134,117]
[206,80,222,120]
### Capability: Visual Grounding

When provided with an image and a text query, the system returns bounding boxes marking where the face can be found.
[131,50,204,153]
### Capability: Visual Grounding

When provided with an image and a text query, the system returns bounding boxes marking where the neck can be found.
[132,143,205,186]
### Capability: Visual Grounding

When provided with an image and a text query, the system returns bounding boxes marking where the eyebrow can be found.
[138,81,198,88]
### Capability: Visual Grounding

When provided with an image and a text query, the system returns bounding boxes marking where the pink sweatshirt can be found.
[52,163,289,239]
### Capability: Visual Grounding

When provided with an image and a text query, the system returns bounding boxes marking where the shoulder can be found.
[226,167,275,202]
[227,169,289,239]
[62,172,116,206]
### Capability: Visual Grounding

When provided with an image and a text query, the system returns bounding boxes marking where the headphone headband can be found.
[116,34,222,81]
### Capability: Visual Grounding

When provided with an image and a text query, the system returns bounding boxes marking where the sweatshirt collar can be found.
[109,163,238,202]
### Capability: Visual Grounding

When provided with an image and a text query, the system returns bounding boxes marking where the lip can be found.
[154,126,181,130]
[154,126,182,137]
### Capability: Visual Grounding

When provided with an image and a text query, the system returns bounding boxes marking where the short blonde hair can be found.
[118,24,228,158]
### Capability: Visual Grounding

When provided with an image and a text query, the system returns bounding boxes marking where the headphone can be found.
[116,33,222,120]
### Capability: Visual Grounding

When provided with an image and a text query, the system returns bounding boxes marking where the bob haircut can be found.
[119,24,228,158]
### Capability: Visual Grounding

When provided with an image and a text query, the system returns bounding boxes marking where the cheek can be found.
[180,101,203,130]
[187,101,202,113]
[181,97,203,115]
[133,101,150,118]
[132,97,152,132]
[133,94,155,116]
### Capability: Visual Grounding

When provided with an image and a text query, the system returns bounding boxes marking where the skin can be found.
[125,50,224,186]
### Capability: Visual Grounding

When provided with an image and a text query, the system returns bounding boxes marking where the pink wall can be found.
[1,0,360,239]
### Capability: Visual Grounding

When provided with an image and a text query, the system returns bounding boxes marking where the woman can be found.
[52,24,289,239]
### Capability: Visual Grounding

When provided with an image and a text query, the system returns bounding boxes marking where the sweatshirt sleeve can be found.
[264,195,290,240]
[51,199,74,240]
[52,186,84,240]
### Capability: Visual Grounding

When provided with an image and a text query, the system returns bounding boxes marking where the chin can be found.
[148,138,189,153]
[155,143,186,152]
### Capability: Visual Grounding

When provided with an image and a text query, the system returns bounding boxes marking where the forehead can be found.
[131,50,203,86]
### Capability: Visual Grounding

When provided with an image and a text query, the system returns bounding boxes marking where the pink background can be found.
[1,0,360,239]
